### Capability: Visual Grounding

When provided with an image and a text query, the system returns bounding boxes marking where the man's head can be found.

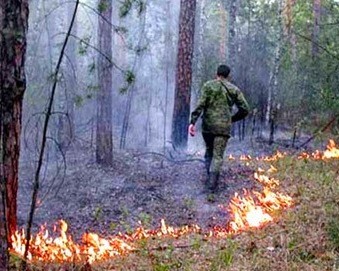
[217,65,231,79]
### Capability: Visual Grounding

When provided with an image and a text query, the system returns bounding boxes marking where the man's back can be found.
[191,79,249,136]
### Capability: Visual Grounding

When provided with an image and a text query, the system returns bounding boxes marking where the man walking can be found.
[188,65,249,191]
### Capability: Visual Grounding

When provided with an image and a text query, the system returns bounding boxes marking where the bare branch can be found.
[293,30,339,61]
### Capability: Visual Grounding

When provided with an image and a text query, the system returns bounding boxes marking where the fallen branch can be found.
[298,115,338,149]
[134,152,204,164]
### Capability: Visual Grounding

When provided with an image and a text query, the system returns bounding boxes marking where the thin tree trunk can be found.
[284,0,297,64]
[171,0,197,150]
[265,0,283,129]
[163,0,175,153]
[191,0,206,106]
[21,2,79,269]
[120,87,133,149]
[120,8,147,150]
[97,0,113,165]
[311,0,321,57]
[219,3,227,62]
[228,0,238,70]
[0,4,29,264]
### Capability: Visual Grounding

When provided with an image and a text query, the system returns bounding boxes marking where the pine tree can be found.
[171,0,197,149]
[0,0,29,267]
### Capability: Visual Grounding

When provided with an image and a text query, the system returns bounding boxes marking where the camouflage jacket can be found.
[190,79,249,136]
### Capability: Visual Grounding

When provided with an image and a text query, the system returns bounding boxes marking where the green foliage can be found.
[87,62,95,74]
[119,0,132,17]
[93,206,103,221]
[327,217,339,250]
[153,262,171,271]
[191,236,202,250]
[119,0,145,18]
[135,45,148,55]
[119,86,128,94]
[125,70,135,85]
[74,95,84,107]
[98,0,109,13]
[210,241,237,270]
[207,193,216,202]
[183,197,195,209]
[115,26,128,34]
[138,212,152,227]
[73,85,98,108]
[109,222,117,231]
[78,36,91,56]
[119,70,136,94]
[137,1,146,15]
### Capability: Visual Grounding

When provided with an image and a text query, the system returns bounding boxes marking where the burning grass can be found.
[10,140,339,270]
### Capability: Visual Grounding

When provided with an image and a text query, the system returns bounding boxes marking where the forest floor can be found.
[14,133,339,270]
[17,135,296,237]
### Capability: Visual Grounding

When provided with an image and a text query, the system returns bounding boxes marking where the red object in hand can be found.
[188,124,195,137]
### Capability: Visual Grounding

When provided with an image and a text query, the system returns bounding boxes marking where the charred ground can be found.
[17,137,310,240]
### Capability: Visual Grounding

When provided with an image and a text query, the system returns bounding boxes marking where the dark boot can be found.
[207,172,220,192]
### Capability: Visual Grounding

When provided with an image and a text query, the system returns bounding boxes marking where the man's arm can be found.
[190,86,208,125]
[189,84,209,136]
[231,90,250,123]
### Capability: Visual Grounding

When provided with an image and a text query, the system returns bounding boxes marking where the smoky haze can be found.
[16,0,339,230]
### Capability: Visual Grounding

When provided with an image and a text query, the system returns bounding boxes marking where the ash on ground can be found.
[17,136,304,239]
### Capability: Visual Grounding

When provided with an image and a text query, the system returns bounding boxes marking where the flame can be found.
[228,154,235,160]
[299,140,339,160]
[240,154,252,161]
[228,151,286,162]
[323,139,339,158]
[227,191,273,232]
[11,140,338,265]
[11,221,135,264]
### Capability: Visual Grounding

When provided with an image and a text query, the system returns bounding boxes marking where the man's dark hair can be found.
[217,65,231,78]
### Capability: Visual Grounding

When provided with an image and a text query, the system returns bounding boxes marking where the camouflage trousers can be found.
[202,133,229,176]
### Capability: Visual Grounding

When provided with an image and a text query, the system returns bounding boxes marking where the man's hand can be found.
[188,124,196,137]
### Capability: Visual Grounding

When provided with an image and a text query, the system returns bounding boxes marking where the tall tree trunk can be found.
[266,0,283,143]
[120,6,147,150]
[219,3,227,62]
[311,0,321,57]
[191,0,207,106]
[265,0,283,126]
[97,0,113,165]
[171,0,197,150]
[283,0,297,64]
[0,3,29,262]
[228,0,238,70]
[163,0,173,153]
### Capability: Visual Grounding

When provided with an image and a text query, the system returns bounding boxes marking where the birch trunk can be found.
[265,0,283,129]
